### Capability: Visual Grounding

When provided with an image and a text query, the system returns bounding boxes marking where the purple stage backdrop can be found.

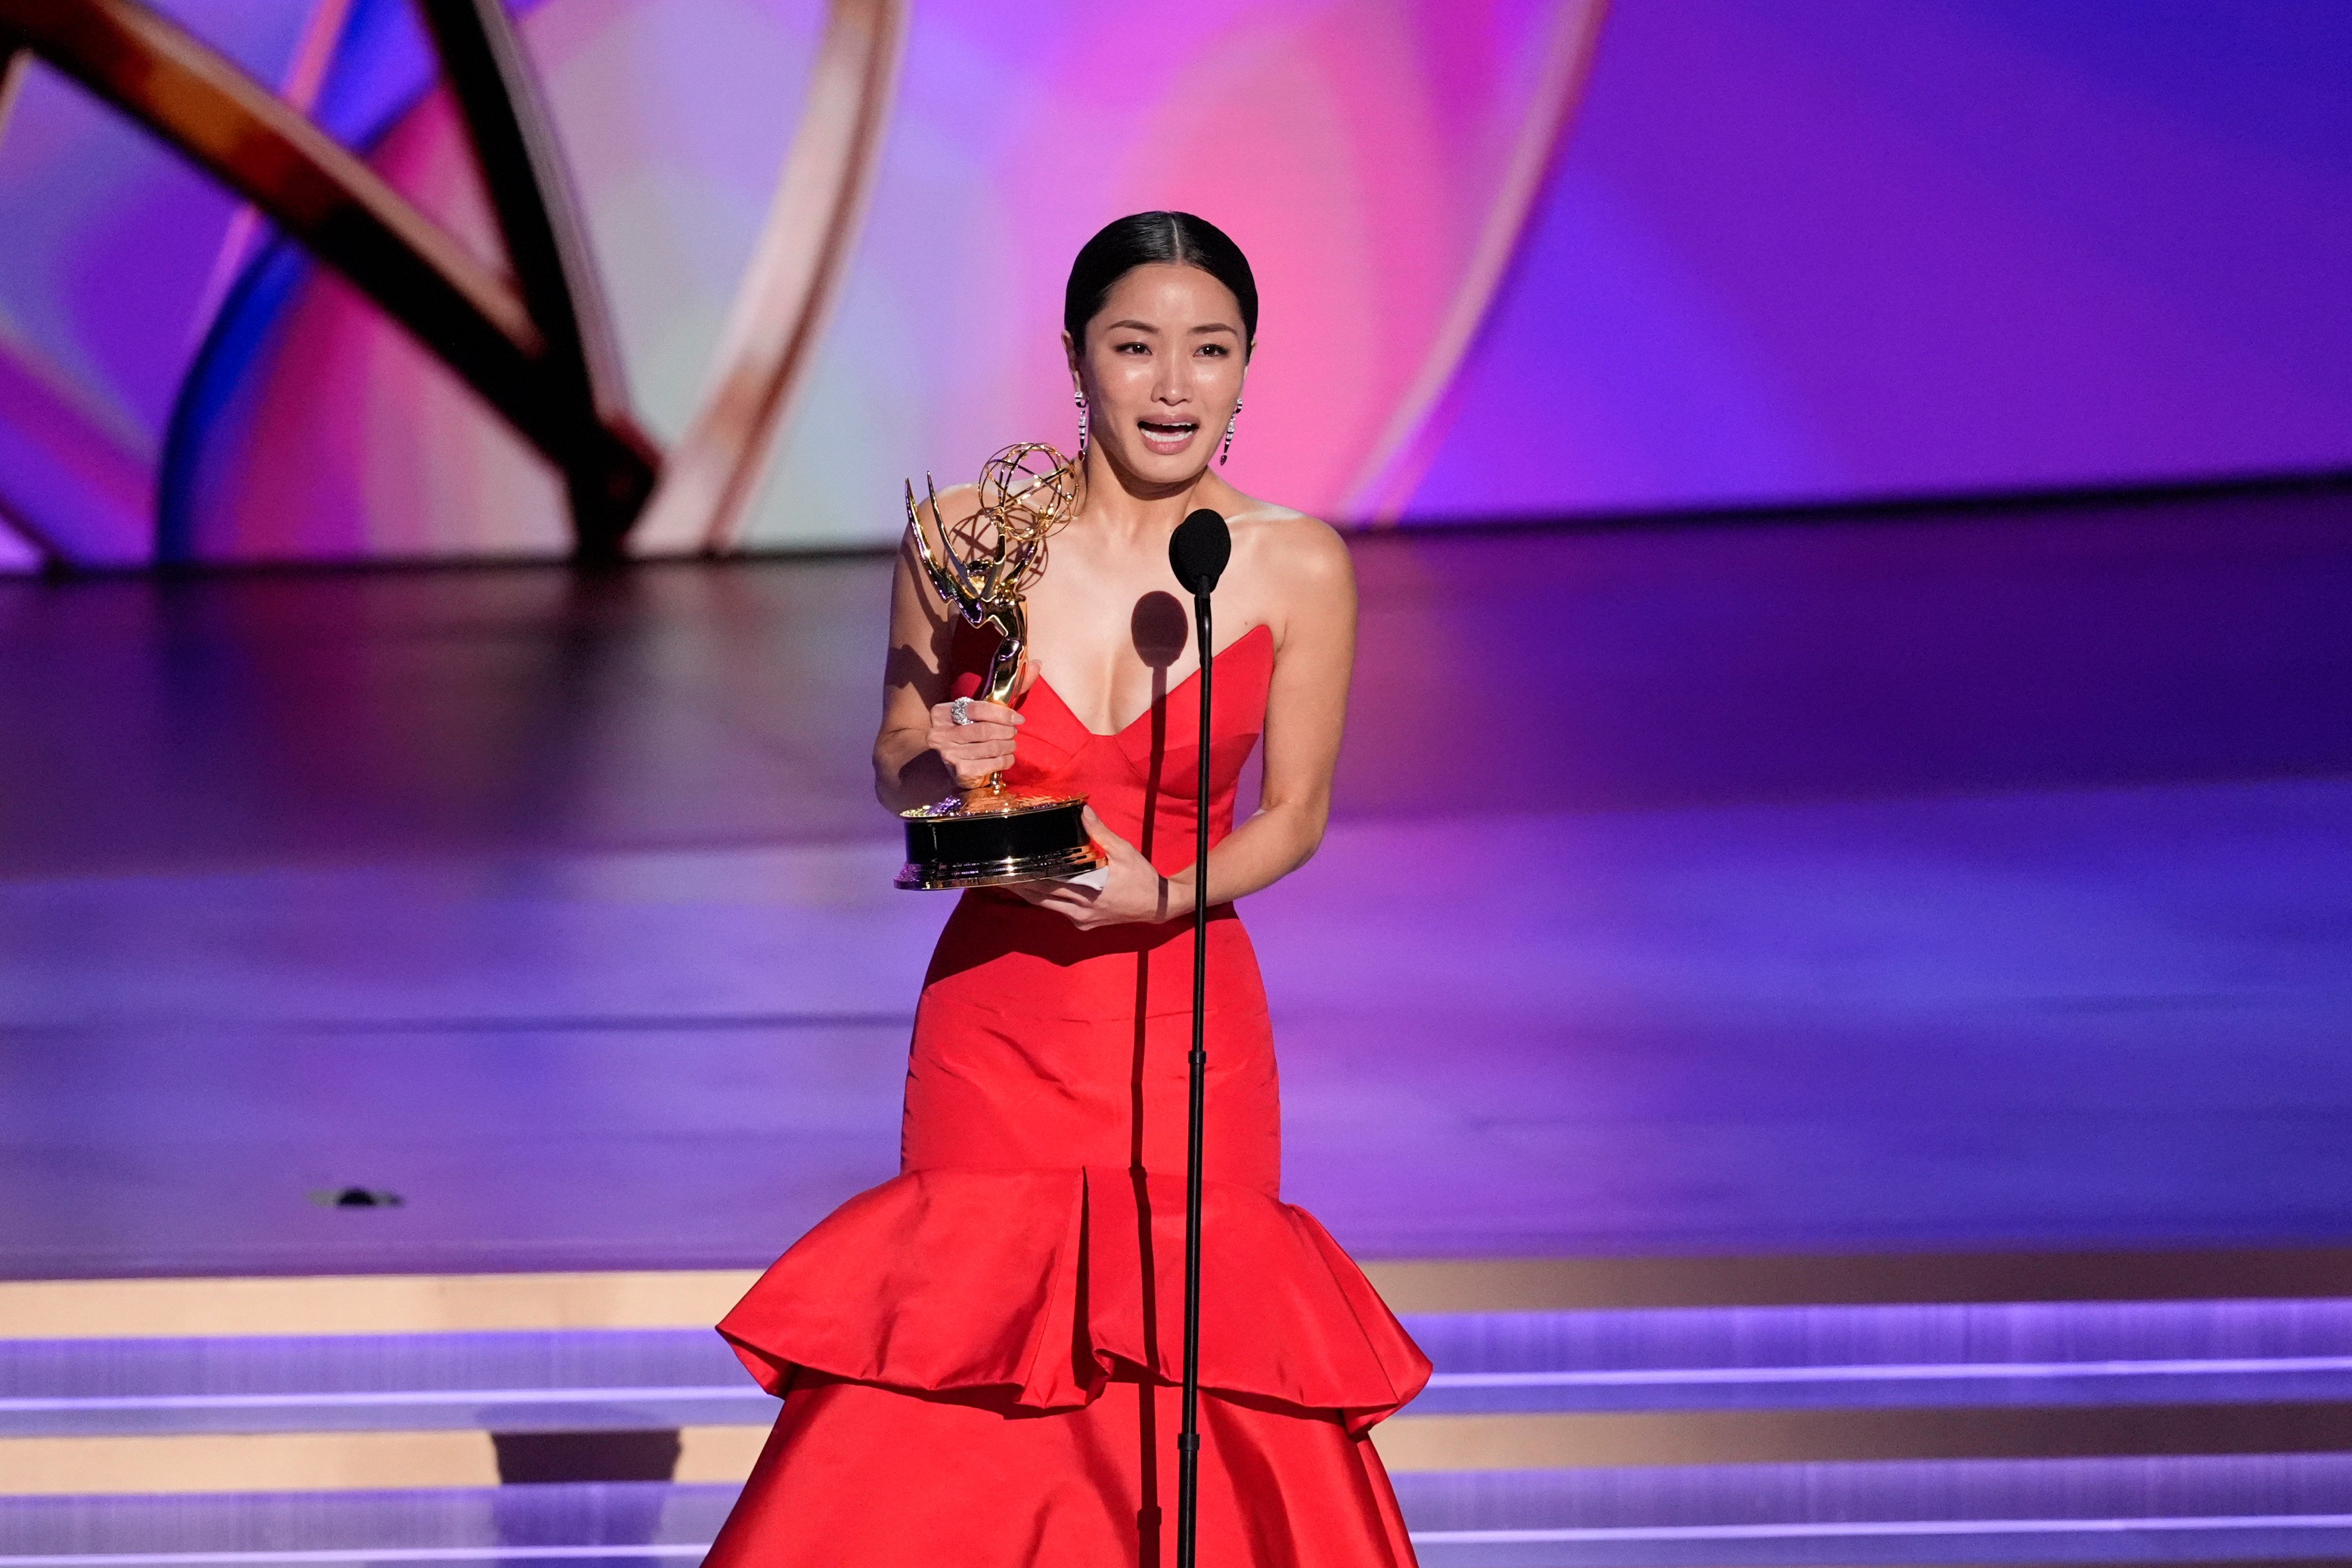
[1408,0,2352,517]
[0,1,2347,569]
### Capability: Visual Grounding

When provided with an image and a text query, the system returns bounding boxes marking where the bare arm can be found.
[1188,516,1354,906]
[1022,516,1355,926]
[873,490,1027,813]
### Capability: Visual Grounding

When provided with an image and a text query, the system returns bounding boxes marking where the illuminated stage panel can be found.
[3,1458,2351,1562]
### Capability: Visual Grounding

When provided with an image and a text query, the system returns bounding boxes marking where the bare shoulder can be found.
[1216,496,1353,658]
[1226,500,1354,591]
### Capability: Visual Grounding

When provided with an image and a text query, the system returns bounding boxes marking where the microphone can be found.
[1169,508,1230,596]
[1167,501,1229,1568]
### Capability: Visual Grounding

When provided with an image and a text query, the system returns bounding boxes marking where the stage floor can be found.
[2,486,2348,1278]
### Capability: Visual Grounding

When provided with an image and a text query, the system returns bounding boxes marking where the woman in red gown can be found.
[705,213,1428,1566]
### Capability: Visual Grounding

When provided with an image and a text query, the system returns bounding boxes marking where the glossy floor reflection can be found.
[2,486,2348,1277]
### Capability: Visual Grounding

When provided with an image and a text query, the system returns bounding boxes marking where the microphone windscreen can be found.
[1169,508,1231,595]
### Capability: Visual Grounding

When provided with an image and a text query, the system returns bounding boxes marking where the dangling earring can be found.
[1219,398,1242,466]
[1075,392,1090,462]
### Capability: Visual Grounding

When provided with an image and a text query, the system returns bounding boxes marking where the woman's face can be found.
[1067,263,1249,489]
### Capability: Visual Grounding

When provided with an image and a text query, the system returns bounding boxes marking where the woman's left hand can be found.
[1009,807,1179,929]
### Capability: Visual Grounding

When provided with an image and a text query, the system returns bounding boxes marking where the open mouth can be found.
[1137,419,1199,455]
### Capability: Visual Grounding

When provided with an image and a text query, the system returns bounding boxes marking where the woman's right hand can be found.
[928,697,1024,789]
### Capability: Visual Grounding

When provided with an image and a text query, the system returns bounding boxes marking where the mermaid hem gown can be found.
[704,622,1430,1566]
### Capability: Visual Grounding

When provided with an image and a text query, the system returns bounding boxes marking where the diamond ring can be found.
[949,697,974,725]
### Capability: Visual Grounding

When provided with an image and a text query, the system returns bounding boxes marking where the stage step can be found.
[7,1269,2352,1563]
[8,1299,2352,1439]
[1407,1298,2352,1414]
[0,1330,772,1438]
[1392,1456,2352,1565]
[4,1459,2352,1567]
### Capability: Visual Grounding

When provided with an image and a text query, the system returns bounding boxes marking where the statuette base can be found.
[896,789,1106,891]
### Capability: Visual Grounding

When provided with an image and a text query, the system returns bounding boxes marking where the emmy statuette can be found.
[894,443,1108,891]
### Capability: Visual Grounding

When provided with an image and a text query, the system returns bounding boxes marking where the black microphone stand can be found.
[1175,578,1212,1568]
[1168,508,1227,1568]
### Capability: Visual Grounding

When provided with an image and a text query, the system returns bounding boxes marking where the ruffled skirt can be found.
[706,1167,1428,1566]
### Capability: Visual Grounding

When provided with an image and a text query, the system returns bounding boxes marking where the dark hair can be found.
[1064,211,1258,352]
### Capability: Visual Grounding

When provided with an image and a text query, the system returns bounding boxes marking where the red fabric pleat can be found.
[701,1374,1418,1568]
[719,1167,1430,1433]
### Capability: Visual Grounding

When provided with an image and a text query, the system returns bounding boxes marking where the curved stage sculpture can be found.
[0,0,905,563]
[0,0,1597,566]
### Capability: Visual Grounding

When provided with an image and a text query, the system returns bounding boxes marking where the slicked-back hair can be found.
[1064,211,1258,353]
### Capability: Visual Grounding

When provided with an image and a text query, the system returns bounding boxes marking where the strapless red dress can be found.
[705,621,1429,1567]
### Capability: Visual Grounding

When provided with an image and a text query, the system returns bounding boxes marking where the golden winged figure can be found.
[905,442,1082,706]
